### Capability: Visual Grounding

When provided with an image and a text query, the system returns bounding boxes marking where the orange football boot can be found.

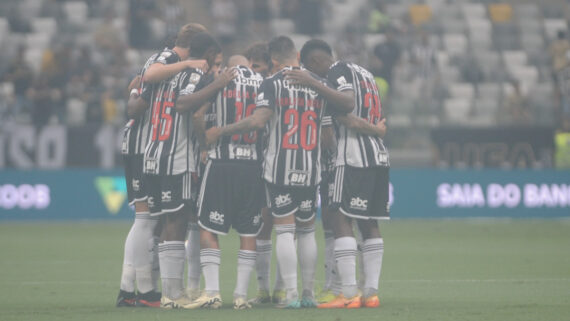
[317,294,362,309]
[362,295,380,308]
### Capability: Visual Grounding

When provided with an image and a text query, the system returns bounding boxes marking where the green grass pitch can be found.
[1,219,569,321]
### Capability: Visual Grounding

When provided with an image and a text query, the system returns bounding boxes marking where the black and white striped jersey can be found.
[327,61,389,168]
[257,66,328,187]
[142,50,203,176]
[120,52,159,156]
[206,65,264,161]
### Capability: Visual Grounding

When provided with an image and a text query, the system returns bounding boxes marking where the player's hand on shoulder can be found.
[284,69,316,87]
[187,59,209,72]
[205,127,223,145]
[214,67,238,88]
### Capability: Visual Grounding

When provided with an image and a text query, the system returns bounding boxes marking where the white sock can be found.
[234,250,256,298]
[151,236,160,291]
[335,236,358,298]
[120,221,136,292]
[355,229,365,290]
[275,224,297,300]
[362,238,384,298]
[255,239,272,292]
[133,214,159,294]
[186,223,201,290]
[297,225,317,297]
[331,264,342,295]
[323,229,335,291]
[158,241,186,299]
[200,248,221,295]
[274,262,284,291]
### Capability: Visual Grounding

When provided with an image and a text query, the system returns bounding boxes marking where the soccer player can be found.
[181,55,265,310]
[243,43,286,305]
[206,36,346,308]
[117,23,209,308]
[288,39,389,308]
[140,31,234,309]
[245,42,272,77]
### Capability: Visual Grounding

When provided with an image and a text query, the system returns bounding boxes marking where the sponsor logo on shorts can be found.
[147,197,155,208]
[300,200,313,211]
[274,194,292,208]
[161,191,172,203]
[209,211,225,225]
[132,179,140,192]
[350,197,368,211]
[253,213,261,226]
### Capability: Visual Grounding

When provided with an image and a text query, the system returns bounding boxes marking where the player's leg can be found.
[295,187,318,307]
[233,163,263,309]
[150,173,192,308]
[185,172,201,300]
[318,166,363,309]
[356,166,389,308]
[234,235,256,309]
[189,160,229,309]
[251,207,273,304]
[266,183,300,308]
[185,214,201,299]
[317,172,338,303]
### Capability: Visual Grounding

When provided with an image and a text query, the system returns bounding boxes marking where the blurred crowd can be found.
[1,0,570,134]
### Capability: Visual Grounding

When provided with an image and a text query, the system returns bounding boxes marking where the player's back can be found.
[143,49,204,176]
[328,61,389,168]
[208,65,264,161]
[257,66,328,187]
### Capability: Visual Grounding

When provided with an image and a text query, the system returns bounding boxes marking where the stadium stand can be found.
[0,0,569,156]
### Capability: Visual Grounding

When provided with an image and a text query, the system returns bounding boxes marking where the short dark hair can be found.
[189,32,221,58]
[175,23,207,48]
[300,39,332,65]
[244,42,271,65]
[268,36,297,63]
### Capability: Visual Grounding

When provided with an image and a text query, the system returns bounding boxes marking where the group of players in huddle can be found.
[116,22,389,310]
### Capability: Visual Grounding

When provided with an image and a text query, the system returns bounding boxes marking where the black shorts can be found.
[145,172,194,216]
[331,165,390,220]
[197,160,264,236]
[124,154,148,206]
[320,170,335,210]
[265,183,318,222]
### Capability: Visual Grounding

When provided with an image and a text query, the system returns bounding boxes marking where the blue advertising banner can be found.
[1,169,569,220]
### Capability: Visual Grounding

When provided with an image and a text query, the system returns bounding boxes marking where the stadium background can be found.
[0,0,569,320]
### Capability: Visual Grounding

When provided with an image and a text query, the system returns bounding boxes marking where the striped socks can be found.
[275,224,298,300]
[335,236,358,298]
[201,248,221,295]
[158,241,186,299]
[234,250,256,298]
[362,238,384,298]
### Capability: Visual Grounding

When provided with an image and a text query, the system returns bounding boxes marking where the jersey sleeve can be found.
[327,62,355,92]
[154,49,179,65]
[255,78,275,111]
[179,69,204,97]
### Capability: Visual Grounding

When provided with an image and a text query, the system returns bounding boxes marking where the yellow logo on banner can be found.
[94,177,127,215]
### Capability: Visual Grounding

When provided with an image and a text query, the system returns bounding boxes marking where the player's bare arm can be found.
[176,68,239,113]
[192,102,211,148]
[205,107,272,145]
[284,69,354,113]
[143,59,209,83]
[336,115,386,137]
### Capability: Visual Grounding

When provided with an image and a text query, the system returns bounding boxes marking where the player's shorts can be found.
[320,170,335,210]
[265,183,318,222]
[123,154,148,206]
[197,160,264,236]
[145,171,194,216]
[331,165,390,220]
